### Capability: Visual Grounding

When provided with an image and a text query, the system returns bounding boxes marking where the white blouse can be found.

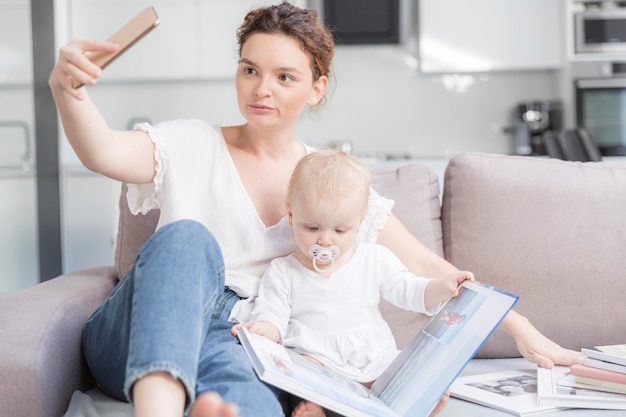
[125,120,394,320]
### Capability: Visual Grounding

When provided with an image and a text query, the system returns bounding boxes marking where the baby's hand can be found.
[230,320,281,343]
[447,270,475,297]
[425,271,475,310]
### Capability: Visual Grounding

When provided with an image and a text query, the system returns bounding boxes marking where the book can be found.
[581,344,626,367]
[573,376,626,394]
[583,356,626,375]
[570,363,626,385]
[536,366,626,410]
[238,281,518,417]
[449,369,565,416]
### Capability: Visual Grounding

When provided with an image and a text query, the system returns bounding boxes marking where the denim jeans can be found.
[83,219,284,416]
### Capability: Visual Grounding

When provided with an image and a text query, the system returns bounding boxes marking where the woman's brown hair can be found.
[236,2,335,82]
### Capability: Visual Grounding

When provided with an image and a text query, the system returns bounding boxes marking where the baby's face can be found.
[289,191,364,273]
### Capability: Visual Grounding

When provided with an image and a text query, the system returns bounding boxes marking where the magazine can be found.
[450,369,565,416]
[536,366,626,410]
[238,281,518,417]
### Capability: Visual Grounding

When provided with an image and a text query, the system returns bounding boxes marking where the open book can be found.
[237,281,518,417]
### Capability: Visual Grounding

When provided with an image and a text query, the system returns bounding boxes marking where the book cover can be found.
[570,363,626,385]
[583,356,626,375]
[582,344,626,367]
[450,369,565,416]
[238,281,518,417]
[536,366,626,410]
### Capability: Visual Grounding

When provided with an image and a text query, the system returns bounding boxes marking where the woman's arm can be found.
[377,213,583,368]
[49,39,155,184]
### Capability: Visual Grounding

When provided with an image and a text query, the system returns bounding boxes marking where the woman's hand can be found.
[502,310,583,368]
[48,39,119,99]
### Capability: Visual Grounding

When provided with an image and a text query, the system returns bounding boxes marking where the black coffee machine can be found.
[509,100,562,156]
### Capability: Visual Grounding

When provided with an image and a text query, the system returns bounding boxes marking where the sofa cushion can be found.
[114,163,444,349]
[442,153,626,358]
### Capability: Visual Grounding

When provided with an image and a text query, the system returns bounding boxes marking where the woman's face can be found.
[236,33,327,130]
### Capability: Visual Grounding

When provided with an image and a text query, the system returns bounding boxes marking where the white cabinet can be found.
[0,0,32,85]
[418,0,564,73]
[68,0,306,81]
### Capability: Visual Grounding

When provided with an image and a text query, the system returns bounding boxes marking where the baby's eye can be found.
[278,74,293,83]
[335,229,348,234]
[305,225,319,231]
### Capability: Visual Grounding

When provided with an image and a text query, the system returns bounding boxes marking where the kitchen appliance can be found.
[576,75,626,155]
[509,100,562,156]
[575,7,626,54]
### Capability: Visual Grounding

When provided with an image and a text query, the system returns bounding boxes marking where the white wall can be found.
[62,46,561,166]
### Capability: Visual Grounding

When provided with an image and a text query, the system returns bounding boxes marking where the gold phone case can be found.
[74,6,159,87]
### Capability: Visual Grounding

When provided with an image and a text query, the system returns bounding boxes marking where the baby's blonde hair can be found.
[288,149,370,214]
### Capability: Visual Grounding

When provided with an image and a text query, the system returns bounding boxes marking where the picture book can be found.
[536,366,626,410]
[238,281,518,417]
[449,369,565,416]
[583,356,626,375]
[581,344,626,367]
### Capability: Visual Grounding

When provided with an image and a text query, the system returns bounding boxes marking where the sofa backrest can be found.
[114,162,444,349]
[443,153,626,358]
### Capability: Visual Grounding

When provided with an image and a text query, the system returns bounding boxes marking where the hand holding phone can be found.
[73,6,159,88]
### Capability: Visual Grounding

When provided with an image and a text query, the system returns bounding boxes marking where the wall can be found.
[62,46,561,166]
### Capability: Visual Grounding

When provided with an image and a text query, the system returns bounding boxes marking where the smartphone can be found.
[73,6,160,87]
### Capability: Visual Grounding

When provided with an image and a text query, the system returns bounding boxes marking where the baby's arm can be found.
[231,321,281,343]
[424,271,475,310]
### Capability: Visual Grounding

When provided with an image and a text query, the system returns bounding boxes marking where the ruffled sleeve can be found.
[358,188,394,244]
[126,122,167,215]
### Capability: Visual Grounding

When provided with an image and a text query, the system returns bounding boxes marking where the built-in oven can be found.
[575,8,626,54]
[575,76,626,156]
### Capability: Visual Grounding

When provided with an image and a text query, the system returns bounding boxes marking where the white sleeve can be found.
[126,122,166,215]
[358,188,394,244]
[250,259,292,343]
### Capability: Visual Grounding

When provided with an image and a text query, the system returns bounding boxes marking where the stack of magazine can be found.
[449,344,626,416]
[536,344,626,411]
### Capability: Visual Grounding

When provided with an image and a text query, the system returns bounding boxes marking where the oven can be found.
[575,8,626,54]
[576,76,626,156]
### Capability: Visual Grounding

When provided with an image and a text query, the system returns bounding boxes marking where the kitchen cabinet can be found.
[418,0,564,73]
[68,0,306,82]
[0,0,32,85]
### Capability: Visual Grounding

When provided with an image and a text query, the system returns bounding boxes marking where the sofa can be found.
[1,152,625,417]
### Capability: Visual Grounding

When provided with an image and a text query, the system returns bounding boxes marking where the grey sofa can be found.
[1,152,625,417]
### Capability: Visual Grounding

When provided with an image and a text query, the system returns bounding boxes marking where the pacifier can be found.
[307,244,341,273]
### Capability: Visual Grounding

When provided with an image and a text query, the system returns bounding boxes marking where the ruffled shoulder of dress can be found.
[126,122,166,215]
[360,189,395,244]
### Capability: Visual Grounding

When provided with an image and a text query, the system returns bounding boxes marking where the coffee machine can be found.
[509,100,562,156]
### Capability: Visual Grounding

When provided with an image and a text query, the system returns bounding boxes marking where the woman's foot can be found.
[291,400,326,417]
[190,392,240,417]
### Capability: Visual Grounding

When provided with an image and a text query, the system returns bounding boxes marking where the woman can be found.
[49,3,581,417]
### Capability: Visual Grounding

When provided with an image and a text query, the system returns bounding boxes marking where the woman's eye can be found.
[244,67,256,75]
[278,74,293,83]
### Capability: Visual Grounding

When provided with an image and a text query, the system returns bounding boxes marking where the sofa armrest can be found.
[0,267,117,417]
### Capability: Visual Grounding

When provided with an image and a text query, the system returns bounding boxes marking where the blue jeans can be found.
[83,220,284,416]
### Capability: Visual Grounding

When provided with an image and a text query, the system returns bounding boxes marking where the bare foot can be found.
[291,400,326,417]
[190,392,240,417]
